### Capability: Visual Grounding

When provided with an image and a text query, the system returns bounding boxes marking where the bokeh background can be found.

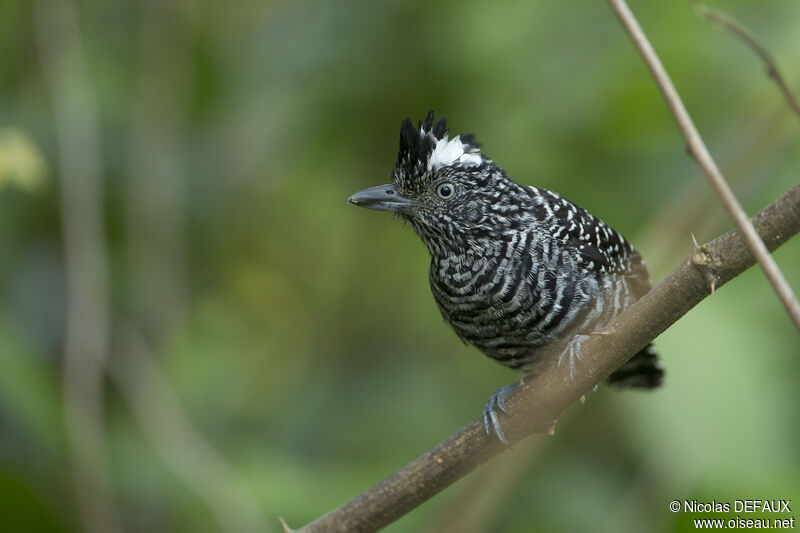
[1,0,798,532]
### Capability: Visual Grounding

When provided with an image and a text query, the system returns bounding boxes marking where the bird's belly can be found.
[431,269,628,369]
[432,280,556,367]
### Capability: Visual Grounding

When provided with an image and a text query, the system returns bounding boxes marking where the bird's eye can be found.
[436,182,455,200]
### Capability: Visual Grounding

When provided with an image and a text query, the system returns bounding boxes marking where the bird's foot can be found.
[558,334,591,383]
[483,382,520,446]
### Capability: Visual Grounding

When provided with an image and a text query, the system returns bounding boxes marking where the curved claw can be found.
[558,334,591,383]
[482,382,520,446]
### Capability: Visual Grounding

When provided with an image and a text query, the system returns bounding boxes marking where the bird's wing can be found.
[523,185,650,290]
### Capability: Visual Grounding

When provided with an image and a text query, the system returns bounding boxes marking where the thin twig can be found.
[692,1,800,118]
[606,0,800,333]
[35,1,121,532]
[287,183,800,533]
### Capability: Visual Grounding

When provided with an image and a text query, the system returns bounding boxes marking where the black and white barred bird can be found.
[348,110,663,443]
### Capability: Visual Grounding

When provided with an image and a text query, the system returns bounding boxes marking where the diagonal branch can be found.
[606,0,800,332]
[284,182,800,533]
[691,1,800,118]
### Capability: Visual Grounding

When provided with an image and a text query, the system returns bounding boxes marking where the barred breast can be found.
[429,229,649,374]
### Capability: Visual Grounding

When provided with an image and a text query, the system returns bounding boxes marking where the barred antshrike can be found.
[348,110,663,443]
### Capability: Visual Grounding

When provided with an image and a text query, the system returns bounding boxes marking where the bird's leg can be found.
[482,381,520,446]
[557,334,591,383]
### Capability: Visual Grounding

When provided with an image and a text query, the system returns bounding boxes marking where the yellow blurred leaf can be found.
[0,129,47,193]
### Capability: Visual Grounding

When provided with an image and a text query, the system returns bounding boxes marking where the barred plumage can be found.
[349,110,663,443]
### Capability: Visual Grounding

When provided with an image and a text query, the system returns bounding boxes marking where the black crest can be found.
[393,110,481,189]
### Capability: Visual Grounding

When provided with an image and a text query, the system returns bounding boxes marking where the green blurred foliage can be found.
[0,0,798,532]
[0,128,47,192]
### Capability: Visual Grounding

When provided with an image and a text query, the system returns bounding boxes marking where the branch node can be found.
[766,66,779,81]
[278,516,295,533]
[691,239,721,294]
[691,244,712,266]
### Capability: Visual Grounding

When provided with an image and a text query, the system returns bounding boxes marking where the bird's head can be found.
[348,110,525,253]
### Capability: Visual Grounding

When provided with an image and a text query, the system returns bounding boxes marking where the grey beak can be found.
[347,183,414,215]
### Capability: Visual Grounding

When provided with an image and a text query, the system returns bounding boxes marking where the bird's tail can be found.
[607,343,664,389]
